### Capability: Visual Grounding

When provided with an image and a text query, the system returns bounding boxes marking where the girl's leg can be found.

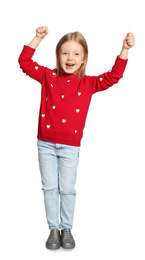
[58,144,80,230]
[37,139,59,230]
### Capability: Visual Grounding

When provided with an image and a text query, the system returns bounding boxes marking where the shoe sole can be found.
[60,242,75,249]
[46,244,60,250]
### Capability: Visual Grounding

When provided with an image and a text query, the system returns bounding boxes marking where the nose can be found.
[67,53,73,60]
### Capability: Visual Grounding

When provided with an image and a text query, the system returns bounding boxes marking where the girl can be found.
[18,26,135,250]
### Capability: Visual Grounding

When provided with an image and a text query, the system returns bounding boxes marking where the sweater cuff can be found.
[23,45,36,55]
[116,55,128,66]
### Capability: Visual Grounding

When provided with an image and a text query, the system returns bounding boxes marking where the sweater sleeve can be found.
[89,56,128,94]
[18,45,47,84]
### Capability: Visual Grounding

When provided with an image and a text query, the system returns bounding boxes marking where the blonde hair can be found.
[56,31,88,78]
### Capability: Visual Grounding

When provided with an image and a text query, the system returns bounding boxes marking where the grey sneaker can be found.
[46,229,60,250]
[60,229,75,249]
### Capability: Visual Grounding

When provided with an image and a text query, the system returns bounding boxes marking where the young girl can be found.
[18,26,135,250]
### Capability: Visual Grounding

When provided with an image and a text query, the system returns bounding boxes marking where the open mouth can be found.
[65,63,75,69]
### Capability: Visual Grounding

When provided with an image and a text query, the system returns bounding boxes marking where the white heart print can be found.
[35,66,39,70]
[52,106,56,109]
[51,84,53,87]
[41,114,45,117]
[52,72,56,75]
[75,130,77,134]
[47,125,50,128]
[61,95,64,98]
[76,109,80,113]
[78,92,81,96]
[100,77,103,81]
[62,119,66,123]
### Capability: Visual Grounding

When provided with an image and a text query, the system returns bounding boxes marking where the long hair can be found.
[56,31,88,78]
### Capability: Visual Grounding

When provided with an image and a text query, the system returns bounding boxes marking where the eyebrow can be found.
[61,49,81,53]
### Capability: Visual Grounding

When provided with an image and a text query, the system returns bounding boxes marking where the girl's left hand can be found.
[123,32,135,49]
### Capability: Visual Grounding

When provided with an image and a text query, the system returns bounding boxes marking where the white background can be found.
[0,0,145,259]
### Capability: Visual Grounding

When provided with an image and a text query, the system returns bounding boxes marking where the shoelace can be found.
[63,229,71,239]
[50,229,60,240]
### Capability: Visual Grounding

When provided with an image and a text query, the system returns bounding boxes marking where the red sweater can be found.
[18,45,128,147]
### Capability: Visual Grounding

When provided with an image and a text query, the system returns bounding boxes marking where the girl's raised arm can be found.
[28,26,49,49]
[119,32,135,59]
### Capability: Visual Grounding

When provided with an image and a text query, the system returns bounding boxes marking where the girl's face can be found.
[59,40,84,74]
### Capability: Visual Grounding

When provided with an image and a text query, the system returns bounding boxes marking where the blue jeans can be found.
[37,139,80,230]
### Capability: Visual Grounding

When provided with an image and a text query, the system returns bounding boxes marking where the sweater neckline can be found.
[59,72,80,81]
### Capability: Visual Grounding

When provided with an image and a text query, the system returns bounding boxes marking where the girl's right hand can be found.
[36,26,49,39]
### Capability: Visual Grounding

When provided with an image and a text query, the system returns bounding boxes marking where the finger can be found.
[38,27,42,33]
[128,32,134,39]
[41,26,46,34]
[127,39,134,47]
[44,26,49,34]
[43,26,48,30]
[36,27,40,33]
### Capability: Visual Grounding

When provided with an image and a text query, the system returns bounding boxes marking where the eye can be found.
[63,52,68,55]
[75,53,79,56]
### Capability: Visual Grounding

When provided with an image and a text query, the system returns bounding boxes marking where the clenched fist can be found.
[123,32,135,49]
[36,26,49,39]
